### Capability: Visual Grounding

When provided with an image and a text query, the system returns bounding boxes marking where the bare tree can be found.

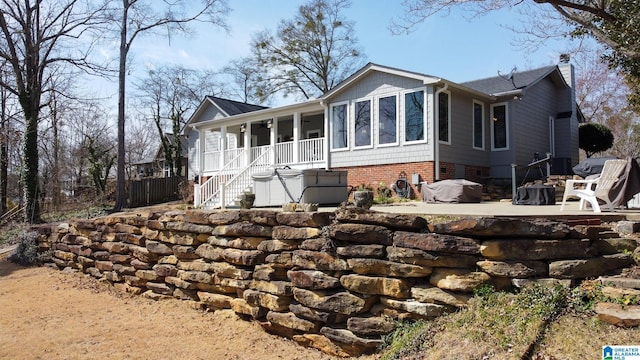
[572,46,640,159]
[0,0,109,222]
[391,0,640,110]
[0,64,21,215]
[125,116,157,180]
[111,0,230,211]
[249,0,366,101]
[221,57,263,104]
[135,65,221,178]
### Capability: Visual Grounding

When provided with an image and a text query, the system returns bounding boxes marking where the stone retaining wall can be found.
[34,206,638,357]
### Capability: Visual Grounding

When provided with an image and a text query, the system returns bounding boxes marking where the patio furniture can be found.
[421,179,482,203]
[513,184,555,205]
[560,159,627,213]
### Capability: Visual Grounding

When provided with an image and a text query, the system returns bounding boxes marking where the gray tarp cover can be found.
[572,157,617,177]
[610,158,640,207]
[421,179,482,203]
[572,157,640,208]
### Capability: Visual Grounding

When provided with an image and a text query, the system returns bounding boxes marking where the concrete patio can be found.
[353,199,640,221]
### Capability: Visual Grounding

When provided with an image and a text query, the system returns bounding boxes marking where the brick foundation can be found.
[335,161,490,199]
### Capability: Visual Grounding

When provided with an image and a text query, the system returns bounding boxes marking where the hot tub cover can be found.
[421,179,482,203]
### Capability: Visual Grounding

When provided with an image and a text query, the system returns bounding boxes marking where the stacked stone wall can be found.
[35,207,637,357]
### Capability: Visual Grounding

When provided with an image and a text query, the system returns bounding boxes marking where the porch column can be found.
[220,126,227,170]
[293,112,300,163]
[197,127,204,177]
[270,118,277,166]
[244,122,251,167]
[323,103,330,169]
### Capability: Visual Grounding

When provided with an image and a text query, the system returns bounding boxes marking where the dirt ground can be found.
[0,255,379,360]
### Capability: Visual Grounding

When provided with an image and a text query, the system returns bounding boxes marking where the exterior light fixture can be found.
[266,119,273,128]
[240,123,246,132]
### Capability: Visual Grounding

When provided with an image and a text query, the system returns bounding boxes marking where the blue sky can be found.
[95,1,571,106]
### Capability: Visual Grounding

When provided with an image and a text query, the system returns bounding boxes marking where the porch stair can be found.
[197,147,272,209]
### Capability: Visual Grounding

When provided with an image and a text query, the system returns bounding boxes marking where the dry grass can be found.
[380,284,639,360]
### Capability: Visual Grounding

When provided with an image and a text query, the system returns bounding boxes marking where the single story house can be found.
[186,61,581,208]
[133,134,189,179]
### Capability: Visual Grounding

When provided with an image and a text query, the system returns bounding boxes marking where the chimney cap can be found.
[559,54,570,63]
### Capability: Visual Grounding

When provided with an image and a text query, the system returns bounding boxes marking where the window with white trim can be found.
[473,100,484,150]
[330,103,348,150]
[405,90,425,142]
[438,91,451,143]
[378,95,398,145]
[491,103,508,150]
[354,99,372,147]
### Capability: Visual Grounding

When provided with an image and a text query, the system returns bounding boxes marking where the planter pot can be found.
[239,193,255,209]
[353,190,374,209]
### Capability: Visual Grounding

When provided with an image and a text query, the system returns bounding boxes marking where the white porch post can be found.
[270,118,277,166]
[293,112,300,164]
[323,103,330,170]
[244,122,251,167]
[198,128,205,175]
[220,126,227,169]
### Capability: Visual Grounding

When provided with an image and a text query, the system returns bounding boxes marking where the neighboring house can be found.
[134,134,189,179]
[186,61,581,208]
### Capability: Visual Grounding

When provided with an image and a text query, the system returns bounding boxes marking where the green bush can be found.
[8,231,47,266]
[579,123,614,158]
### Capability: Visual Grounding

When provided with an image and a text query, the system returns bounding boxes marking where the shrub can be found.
[579,123,614,158]
[8,231,47,266]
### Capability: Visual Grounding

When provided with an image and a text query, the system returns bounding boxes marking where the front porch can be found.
[193,110,328,208]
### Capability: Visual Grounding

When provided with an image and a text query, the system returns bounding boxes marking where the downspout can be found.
[321,100,330,170]
[434,83,448,181]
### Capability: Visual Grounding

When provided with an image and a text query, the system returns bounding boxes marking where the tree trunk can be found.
[114,2,129,211]
[51,97,61,210]
[20,92,40,223]
[0,92,8,216]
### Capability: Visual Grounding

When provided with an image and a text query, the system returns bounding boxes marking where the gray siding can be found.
[558,64,580,165]
[329,72,435,168]
[511,78,557,167]
[439,90,490,168]
[187,129,200,178]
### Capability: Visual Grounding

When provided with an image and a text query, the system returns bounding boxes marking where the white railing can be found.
[203,151,221,172]
[196,149,247,208]
[251,145,272,166]
[220,149,272,208]
[299,137,324,163]
[223,148,247,172]
[195,137,326,208]
[275,141,294,165]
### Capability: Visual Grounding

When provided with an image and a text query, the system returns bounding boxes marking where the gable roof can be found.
[185,96,268,129]
[206,96,268,116]
[322,62,442,100]
[460,66,562,97]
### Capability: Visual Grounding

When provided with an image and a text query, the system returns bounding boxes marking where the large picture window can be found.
[491,103,508,150]
[331,103,348,150]
[473,101,484,149]
[354,99,372,147]
[438,91,450,143]
[378,95,397,145]
[405,90,425,142]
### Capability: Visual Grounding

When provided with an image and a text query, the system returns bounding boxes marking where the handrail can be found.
[220,146,272,208]
[197,149,248,208]
[0,205,24,226]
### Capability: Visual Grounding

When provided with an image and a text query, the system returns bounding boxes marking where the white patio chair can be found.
[560,159,627,213]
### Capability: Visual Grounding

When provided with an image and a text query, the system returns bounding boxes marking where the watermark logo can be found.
[603,345,640,360]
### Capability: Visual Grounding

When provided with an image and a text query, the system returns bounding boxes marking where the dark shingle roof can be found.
[460,66,557,95]
[206,96,268,116]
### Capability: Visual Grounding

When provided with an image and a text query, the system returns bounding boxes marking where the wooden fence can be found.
[128,176,187,208]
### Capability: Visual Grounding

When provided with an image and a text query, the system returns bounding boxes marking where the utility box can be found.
[252,168,348,207]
